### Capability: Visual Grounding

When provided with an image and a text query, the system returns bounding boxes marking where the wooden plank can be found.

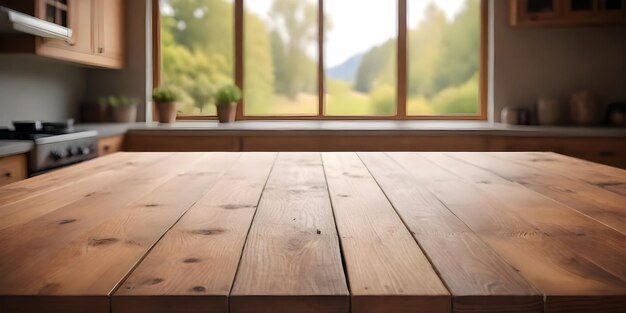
[439,153,626,280]
[322,152,450,313]
[0,153,168,231]
[487,136,626,169]
[0,153,238,313]
[358,152,542,313]
[230,153,349,313]
[496,152,626,197]
[389,153,626,312]
[0,152,141,206]
[471,152,626,234]
[113,152,277,313]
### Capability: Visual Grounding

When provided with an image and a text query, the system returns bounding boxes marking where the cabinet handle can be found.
[3,172,11,178]
[98,47,104,54]
[104,145,110,152]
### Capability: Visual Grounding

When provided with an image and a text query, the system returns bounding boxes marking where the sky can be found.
[245,0,469,68]
[162,0,469,68]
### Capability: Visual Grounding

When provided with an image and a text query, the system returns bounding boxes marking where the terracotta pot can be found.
[155,101,178,123]
[111,104,137,123]
[217,103,237,123]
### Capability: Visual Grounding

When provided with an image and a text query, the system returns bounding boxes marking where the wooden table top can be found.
[0,152,624,313]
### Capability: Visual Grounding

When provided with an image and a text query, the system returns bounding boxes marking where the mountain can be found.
[326,53,363,82]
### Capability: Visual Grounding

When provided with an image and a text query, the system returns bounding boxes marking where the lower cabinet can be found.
[0,154,28,187]
[98,135,126,156]
[124,133,626,169]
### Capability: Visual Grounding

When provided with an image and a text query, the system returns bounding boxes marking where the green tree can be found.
[269,0,318,99]
[354,39,395,93]
[433,0,480,94]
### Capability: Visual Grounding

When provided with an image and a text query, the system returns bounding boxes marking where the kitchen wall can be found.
[493,1,626,122]
[85,0,150,122]
[0,55,85,127]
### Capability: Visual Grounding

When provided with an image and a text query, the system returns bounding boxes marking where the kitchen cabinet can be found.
[98,135,125,156]
[0,0,126,69]
[0,154,28,187]
[510,0,625,27]
[124,132,626,169]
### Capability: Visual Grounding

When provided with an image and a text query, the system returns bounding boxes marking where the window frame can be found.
[153,0,488,121]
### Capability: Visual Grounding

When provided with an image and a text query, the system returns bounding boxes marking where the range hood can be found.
[0,6,72,41]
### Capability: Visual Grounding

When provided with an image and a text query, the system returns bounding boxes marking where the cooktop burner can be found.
[0,119,99,175]
[0,119,78,140]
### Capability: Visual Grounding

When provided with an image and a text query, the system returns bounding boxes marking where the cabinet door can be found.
[36,0,93,56]
[598,0,626,19]
[563,0,598,18]
[519,0,564,21]
[94,0,125,67]
[0,154,28,187]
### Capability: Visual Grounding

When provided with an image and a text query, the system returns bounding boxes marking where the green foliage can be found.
[100,95,138,107]
[431,74,479,115]
[354,40,395,93]
[215,85,242,106]
[161,0,480,117]
[268,0,318,100]
[152,87,181,103]
[369,84,395,115]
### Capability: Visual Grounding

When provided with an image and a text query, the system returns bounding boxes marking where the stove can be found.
[0,120,98,175]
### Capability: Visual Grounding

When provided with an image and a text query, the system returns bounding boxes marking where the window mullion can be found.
[397,0,407,119]
[318,0,325,118]
[235,0,244,120]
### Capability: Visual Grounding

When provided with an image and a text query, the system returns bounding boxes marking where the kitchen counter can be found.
[0,152,624,313]
[128,121,626,137]
[0,140,33,158]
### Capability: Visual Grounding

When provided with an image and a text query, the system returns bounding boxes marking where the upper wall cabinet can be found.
[511,0,626,27]
[0,0,126,69]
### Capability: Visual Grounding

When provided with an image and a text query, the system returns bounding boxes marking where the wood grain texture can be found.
[322,152,451,313]
[231,153,349,313]
[437,153,626,281]
[0,153,168,231]
[391,153,626,312]
[461,152,626,235]
[113,153,277,313]
[358,152,542,313]
[0,152,141,207]
[497,152,626,197]
[1,152,625,313]
[0,153,237,312]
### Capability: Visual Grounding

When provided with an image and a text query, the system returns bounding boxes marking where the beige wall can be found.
[492,1,626,122]
[0,55,85,127]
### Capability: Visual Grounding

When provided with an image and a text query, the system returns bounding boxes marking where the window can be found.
[155,0,487,120]
[407,0,482,116]
[244,0,319,116]
[325,0,397,116]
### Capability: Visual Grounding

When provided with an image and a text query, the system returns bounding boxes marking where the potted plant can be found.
[102,95,139,123]
[215,84,241,123]
[152,87,181,124]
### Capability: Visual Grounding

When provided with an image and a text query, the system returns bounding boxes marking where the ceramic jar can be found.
[537,97,562,126]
